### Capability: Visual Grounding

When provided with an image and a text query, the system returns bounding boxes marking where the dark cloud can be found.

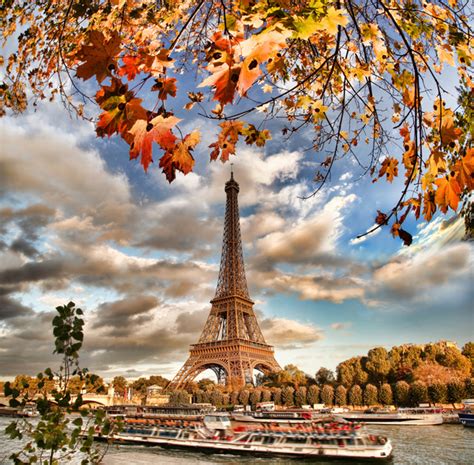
[10,238,39,257]
[175,308,209,334]
[0,260,66,285]
[94,295,159,337]
[0,294,33,320]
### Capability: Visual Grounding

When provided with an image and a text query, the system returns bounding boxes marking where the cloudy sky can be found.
[0,83,472,383]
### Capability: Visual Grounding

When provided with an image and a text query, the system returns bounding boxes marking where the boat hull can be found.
[95,433,392,460]
[458,412,474,427]
[335,413,443,426]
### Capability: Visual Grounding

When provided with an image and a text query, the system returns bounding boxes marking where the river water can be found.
[0,418,472,464]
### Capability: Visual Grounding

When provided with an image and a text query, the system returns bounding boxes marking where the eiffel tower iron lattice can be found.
[168,172,281,390]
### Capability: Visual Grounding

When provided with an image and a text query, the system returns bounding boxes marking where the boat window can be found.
[286,437,307,444]
[262,436,274,445]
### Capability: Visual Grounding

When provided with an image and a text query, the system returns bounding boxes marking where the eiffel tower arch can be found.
[168,171,281,390]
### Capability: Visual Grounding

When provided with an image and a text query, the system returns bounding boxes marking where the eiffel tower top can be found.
[213,170,250,301]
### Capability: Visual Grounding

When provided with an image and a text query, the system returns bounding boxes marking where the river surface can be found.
[0,418,472,464]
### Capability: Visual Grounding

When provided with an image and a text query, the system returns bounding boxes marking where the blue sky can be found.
[0,74,472,382]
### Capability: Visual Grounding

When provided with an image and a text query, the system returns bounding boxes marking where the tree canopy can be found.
[1,0,473,242]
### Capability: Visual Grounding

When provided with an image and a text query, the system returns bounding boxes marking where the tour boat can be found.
[92,413,393,460]
[458,399,474,427]
[335,408,443,425]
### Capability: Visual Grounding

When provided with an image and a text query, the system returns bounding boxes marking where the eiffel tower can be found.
[168,171,281,390]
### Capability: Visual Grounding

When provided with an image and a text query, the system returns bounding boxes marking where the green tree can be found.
[307,385,320,406]
[408,381,428,407]
[316,368,335,386]
[379,383,393,406]
[295,386,307,407]
[4,302,114,464]
[282,386,295,407]
[348,385,363,406]
[394,381,410,406]
[335,385,347,406]
[447,380,466,406]
[321,385,334,407]
[363,384,378,406]
[428,382,447,405]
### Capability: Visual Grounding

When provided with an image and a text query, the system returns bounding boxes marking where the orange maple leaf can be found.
[439,113,462,146]
[152,77,177,100]
[95,79,147,139]
[76,30,121,83]
[128,115,180,171]
[209,121,244,162]
[454,147,474,190]
[159,131,200,182]
[422,191,437,222]
[434,176,462,213]
[118,55,141,81]
[199,64,240,105]
[378,157,399,182]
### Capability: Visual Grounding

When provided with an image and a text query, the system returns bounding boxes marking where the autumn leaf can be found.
[242,124,271,147]
[434,175,461,213]
[199,64,240,105]
[159,131,200,182]
[375,210,388,225]
[319,7,349,35]
[423,191,437,222]
[95,78,147,139]
[151,77,177,100]
[398,228,413,246]
[76,30,121,83]
[439,113,462,146]
[209,121,244,162]
[128,115,180,171]
[454,147,474,190]
[118,55,141,81]
[378,157,399,182]
[184,92,204,110]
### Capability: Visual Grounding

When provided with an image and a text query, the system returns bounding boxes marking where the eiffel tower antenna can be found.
[168,171,281,390]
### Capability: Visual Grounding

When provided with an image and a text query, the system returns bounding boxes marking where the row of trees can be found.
[335,342,473,387]
[169,378,474,409]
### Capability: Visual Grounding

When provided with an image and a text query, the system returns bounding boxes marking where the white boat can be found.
[335,408,443,425]
[92,413,393,460]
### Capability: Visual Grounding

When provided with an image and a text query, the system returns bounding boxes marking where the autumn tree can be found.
[363,384,378,406]
[261,388,272,402]
[316,367,335,386]
[307,385,320,405]
[335,385,347,406]
[462,343,474,376]
[337,357,368,387]
[3,1,471,242]
[272,387,282,406]
[321,384,334,406]
[394,380,410,406]
[239,389,250,406]
[230,390,239,406]
[408,381,428,407]
[250,388,262,408]
[282,386,295,407]
[295,386,308,407]
[365,347,391,384]
[428,382,447,405]
[112,376,128,397]
[348,384,363,406]
[210,390,224,407]
[379,383,393,406]
[447,380,466,406]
